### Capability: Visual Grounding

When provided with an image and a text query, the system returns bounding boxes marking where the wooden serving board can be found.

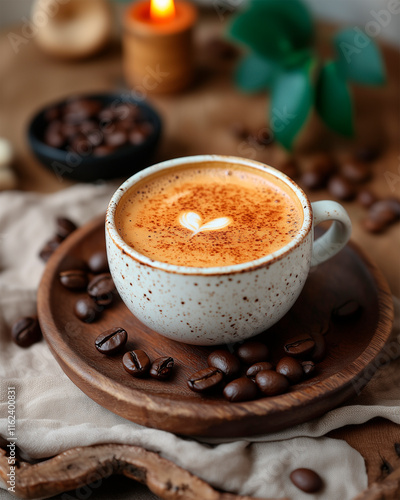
[37,215,394,437]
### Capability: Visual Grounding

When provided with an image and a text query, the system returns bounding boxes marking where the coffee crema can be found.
[116,162,304,267]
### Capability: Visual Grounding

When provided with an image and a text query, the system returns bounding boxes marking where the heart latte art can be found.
[116,162,303,267]
[179,212,233,237]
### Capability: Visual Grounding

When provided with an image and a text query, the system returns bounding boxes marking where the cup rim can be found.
[106,154,312,275]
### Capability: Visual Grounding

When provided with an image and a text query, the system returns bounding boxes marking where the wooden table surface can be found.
[0,7,399,498]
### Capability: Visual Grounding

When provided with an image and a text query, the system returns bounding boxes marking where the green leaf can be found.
[334,28,386,85]
[228,0,314,61]
[316,61,354,136]
[228,9,293,60]
[270,59,315,150]
[282,48,314,69]
[251,0,314,49]
[235,54,278,92]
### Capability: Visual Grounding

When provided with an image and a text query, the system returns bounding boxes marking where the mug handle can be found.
[311,200,352,267]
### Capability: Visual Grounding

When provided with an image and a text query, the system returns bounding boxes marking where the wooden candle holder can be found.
[123,1,197,94]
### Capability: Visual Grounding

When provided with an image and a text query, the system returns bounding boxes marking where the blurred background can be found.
[1,0,399,47]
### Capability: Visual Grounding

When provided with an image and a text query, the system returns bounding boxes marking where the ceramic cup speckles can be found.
[106,155,352,345]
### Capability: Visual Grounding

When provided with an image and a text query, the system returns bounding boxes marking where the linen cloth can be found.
[0,184,399,500]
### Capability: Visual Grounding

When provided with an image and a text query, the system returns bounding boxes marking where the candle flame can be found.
[150,0,176,21]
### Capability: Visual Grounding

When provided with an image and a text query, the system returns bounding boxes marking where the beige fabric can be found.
[0,184,399,500]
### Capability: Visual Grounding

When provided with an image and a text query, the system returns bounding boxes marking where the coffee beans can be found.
[150,356,174,380]
[88,251,109,274]
[246,361,273,378]
[207,350,241,378]
[39,235,63,262]
[310,331,327,363]
[300,154,335,190]
[276,357,303,384]
[292,145,400,236]
[185,305,344,398]
[223,377,258,402]
[95,327,127,355]
[74,297,100,323]
[255,370,289,396]
[340,159,371,184]
[11,316,42,348]
[332,300,362,321]
[187,367,224,393]
[354,146,380,163]
[357,189,377,208]
[327,175,356,201]
[236,341,269,365]
[93,145,116,157]
[230,122,248,140]
[55,247,117,325]
[87,273,115,306]
[284,334,315,358]
[39,217,78,262]
[363,199,400,233]
[122,350,151,377]
[105,130,128,147]
[59,269,88,290]
[290,468,323,493]
[56,217,77,239]
[42,97,155,157]
[301,360,315,377]
[300,169,326,191]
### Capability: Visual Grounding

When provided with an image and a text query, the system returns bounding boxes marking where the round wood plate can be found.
[38,215,394,438]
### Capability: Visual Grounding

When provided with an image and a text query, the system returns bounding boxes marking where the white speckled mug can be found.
[106,155,352,345]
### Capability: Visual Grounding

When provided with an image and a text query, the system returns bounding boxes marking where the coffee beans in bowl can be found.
[236,341,269,365]
[150,357,174,380]
[255,370,290,396]
[74,297,100,323]
[223,377,258,402]
[122,350,151,377]
[95,327,128,355]
[187,367,224,393]
[87,273,116,306]
[207,350,241,378]
[59,269,89,290]
[28,94,162,182]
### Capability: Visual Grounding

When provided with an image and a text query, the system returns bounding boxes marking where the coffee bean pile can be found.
[57,252,177,381]
[288,152,400,234]
[58,250,115,323]
[187,299,362,402]
[42,97,155,157]
[41,218,117,324]
[93,327,175,381]
[39,217,78,262]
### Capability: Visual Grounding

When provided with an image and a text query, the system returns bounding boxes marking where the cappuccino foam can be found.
[116,162,303,267]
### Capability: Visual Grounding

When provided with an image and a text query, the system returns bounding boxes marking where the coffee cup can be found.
[106,155,351,345]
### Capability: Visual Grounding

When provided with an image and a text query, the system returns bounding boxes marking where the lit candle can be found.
[123,0,197,93]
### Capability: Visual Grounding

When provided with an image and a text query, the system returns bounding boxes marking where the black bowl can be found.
[27,93,162,182]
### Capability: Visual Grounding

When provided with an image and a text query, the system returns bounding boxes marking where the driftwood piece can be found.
[1,442,400,500]
[0,444,283,500]
[353,467,400,500]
